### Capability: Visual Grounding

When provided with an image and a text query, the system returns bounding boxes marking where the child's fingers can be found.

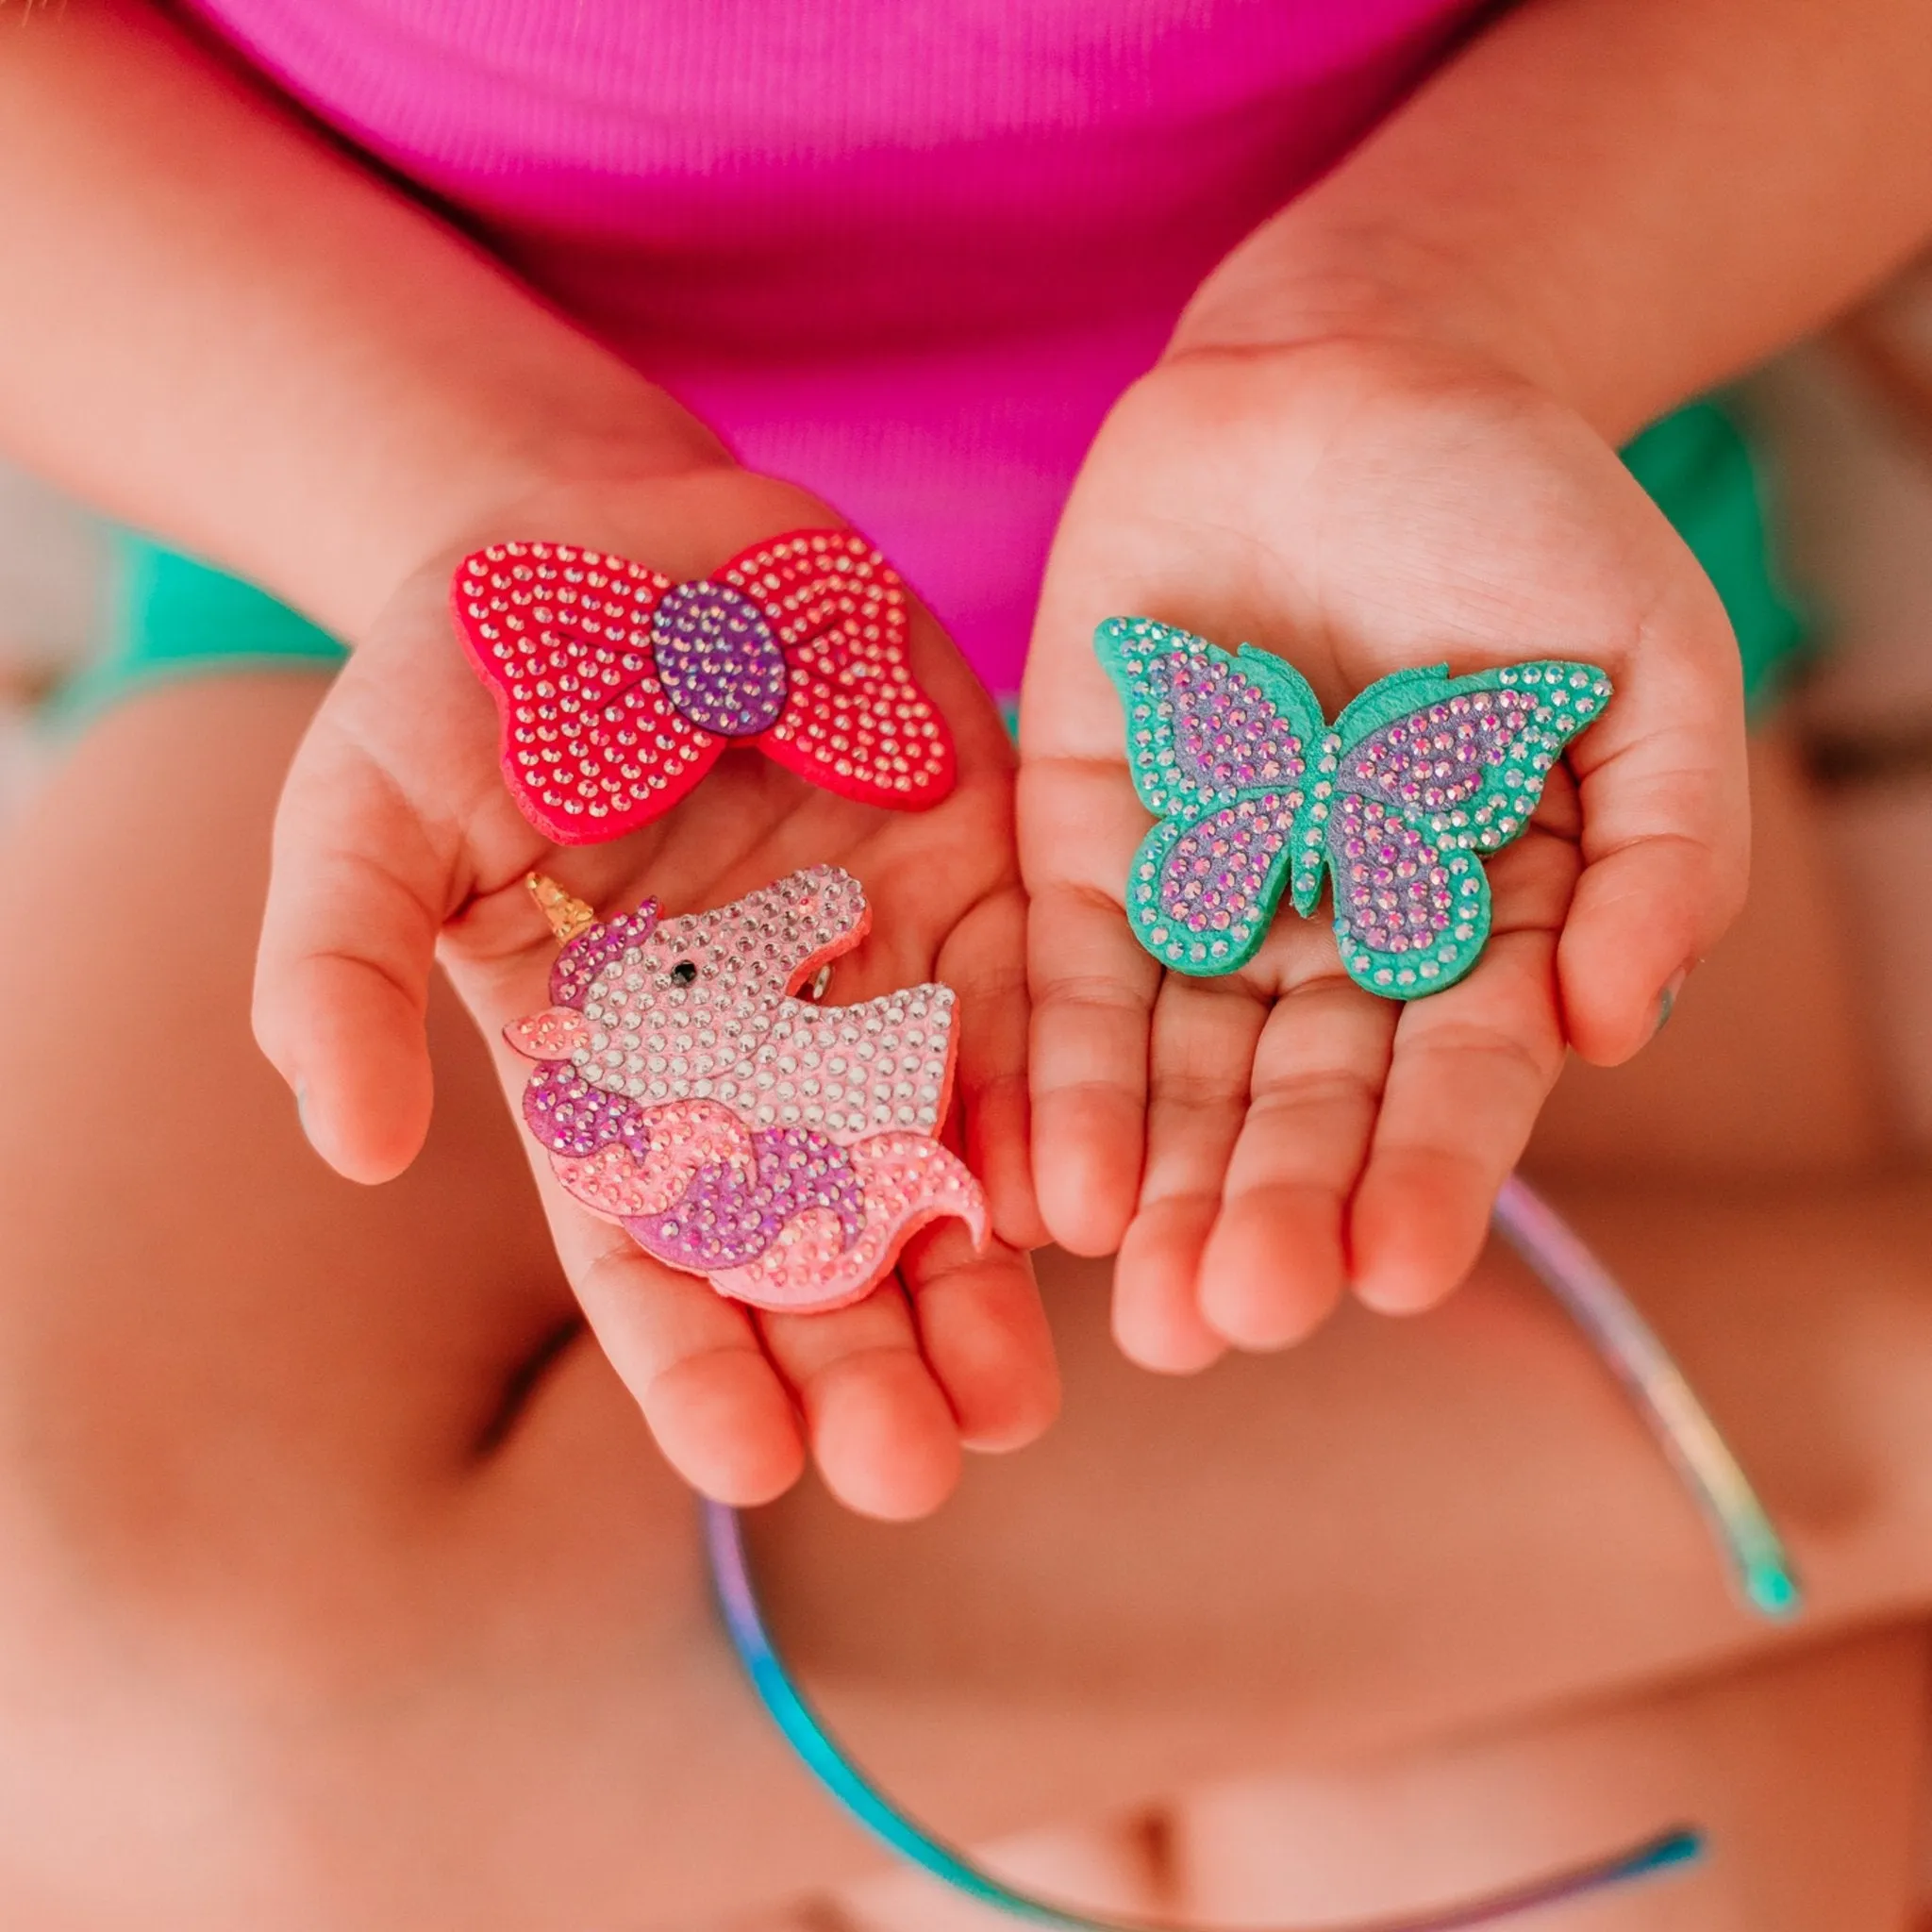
[1113,1208,1227,1375]
[253,731,447,1185]
[1025,875,1160,1257]
[940,884,1048,1252]
[1348,926,1568,1315]
[1560,827,1744,1062]
[1561,622,1750,1064]
[1195,971,1391,1350]
[899,1222,1060,1454]
[759,1285,963,1521]
[554,1213,808,1507]
[1111,975,1263,1373]
[1019,748,1159,1256]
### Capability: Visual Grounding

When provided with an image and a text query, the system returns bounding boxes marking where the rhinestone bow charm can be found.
[454,532,956,844]
[507,866,989,1313]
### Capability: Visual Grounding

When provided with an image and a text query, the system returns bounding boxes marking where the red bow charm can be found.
[453,530,957,844]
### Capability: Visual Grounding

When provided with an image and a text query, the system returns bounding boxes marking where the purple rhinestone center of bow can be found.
[652,581,791,738]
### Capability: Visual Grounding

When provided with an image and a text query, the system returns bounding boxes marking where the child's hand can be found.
[1021,339,1747,1368]
[254,467,1055,1519]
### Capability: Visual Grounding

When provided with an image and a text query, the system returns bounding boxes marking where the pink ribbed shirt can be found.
[186,0,1485,691]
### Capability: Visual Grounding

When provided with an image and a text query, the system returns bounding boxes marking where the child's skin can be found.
[6,0,1932,1528]
[0,686,1926,1926]
[3,1,1058,1520]
[1024,0,1932,1357]
[258,472,1056,1521]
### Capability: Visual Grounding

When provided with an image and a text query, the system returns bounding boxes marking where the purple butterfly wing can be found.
[1137,796,1303,974]
[1324,662,1611,998]
[1096,619,1323,974]
[1341,685,1541,830]
[1326,791,1477,995]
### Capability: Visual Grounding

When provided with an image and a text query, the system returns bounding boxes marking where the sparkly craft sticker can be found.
[1096,620,1611,998]
[506,865,989,1314]
[454,532,957,844]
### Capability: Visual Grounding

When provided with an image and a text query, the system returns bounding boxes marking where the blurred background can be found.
[7,261,1932,1928]
[0,460,110,819]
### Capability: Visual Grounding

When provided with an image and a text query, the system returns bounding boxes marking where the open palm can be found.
[1022,341,1747,1369]
[255,470,1055,1519]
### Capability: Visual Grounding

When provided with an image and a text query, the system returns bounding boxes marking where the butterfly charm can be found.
[505,866,987,1313]
[1096,619,1612,999]
[453,531,956,845]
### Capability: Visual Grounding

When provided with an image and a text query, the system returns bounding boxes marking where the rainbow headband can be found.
[705,1174,1797,1931]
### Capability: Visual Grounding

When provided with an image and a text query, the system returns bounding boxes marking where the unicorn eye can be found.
[669,959,699,986]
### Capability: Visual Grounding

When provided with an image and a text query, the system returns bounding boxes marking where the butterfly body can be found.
[1098,620,1611,998]
[454,532,956,845]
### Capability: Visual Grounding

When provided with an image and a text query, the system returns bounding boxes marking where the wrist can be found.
[1167,210,1621,435]
[364,458,856,642]
[331,391,738,645]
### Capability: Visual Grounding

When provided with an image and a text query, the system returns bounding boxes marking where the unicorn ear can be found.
[504,1007,591,1061]
[785,865,866,939]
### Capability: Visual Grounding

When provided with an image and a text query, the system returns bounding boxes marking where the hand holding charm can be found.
[256,464,1052,1513]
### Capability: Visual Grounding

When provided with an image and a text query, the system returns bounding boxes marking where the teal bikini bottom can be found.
[61,398,1807,718]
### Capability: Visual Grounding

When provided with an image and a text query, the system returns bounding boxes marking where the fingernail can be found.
[293,1081,316,1146]
[1655,967,1690,1035]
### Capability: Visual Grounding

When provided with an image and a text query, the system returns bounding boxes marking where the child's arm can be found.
[0,0,724,635]
[0,0,1056,1517]
[1023,0,1932,1364]
[1187,0,1932,444]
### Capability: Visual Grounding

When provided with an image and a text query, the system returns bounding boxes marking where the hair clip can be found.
[1096,620,1612,998]
[455,532,956,844]
[506,865,987,1313]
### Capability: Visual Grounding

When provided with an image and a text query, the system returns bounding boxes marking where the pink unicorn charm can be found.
[506,866,989,1313]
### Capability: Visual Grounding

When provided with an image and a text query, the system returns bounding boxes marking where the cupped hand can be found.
[254,466,1055,1519]
[1021,339,1747,1369]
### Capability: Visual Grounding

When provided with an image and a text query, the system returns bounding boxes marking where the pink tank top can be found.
[184,0,1486,692]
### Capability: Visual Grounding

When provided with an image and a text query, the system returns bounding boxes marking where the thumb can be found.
[1559,613,1749,1065]
[253,718,449,1183]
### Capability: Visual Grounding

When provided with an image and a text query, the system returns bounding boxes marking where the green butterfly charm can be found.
[1096,619,1612,998]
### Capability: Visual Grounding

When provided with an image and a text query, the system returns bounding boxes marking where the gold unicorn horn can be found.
[527,873,597,943]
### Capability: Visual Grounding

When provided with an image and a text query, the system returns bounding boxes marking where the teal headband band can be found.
[705,1174,1796,1930]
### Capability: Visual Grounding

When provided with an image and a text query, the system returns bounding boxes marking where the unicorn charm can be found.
[506,865,988,1312]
